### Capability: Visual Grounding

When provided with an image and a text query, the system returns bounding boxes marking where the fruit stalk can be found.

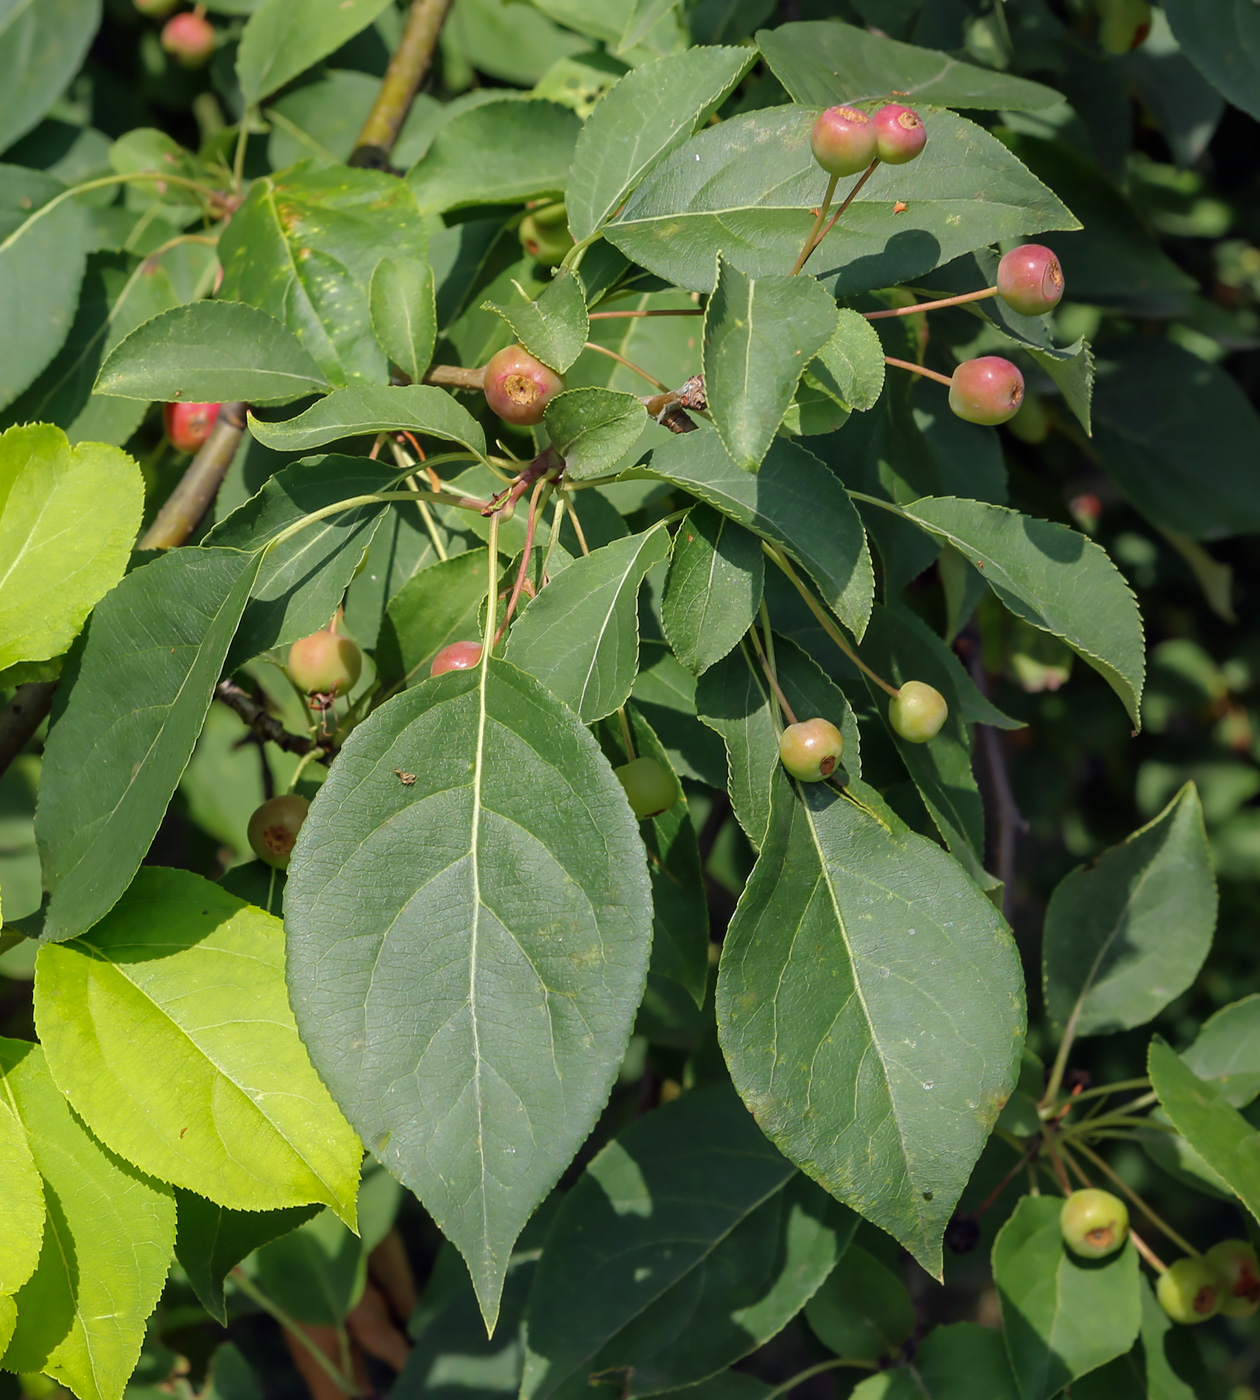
[884,355,954,389]
[864,287,1000,319]
[789,171,840,278]
[746,628,799,727]
[352,0,456,166]
[792,161,880,275]
[215,679,333,763]
[1069,1139,1200,1256]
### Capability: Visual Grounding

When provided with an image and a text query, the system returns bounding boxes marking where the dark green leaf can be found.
[370,257,437,386]
[662,505,764,675]
[804,1246,914,1363]
[236,0,395,104]
[248,384,487,459]
[1182,996,1260,1109]
[849,1323,1019,1400]
[813,310,885,412]
[545,388,647,480]
[483,269,588,374]
[0,0,100,152]
[1162,0,1260,120]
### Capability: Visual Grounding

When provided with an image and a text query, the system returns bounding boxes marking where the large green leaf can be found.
[758,20,1061,110]
[1161,0,1260,121]
[545,388,647,481]
[248,384,487,459]
[717,777,1025,1276]
[642,430,874,639]
[899,497,1145,726]
[407,99,581,213]
[0,425,142,673]
[804,1246,914,1365]
[993,1195,1141,1400]
[521,1087,854,1400]
[218,161,427,387]
[662,505,764,676]
[36,548,261,943]
[0,1096,43,1298]
[236,0,394,103]
[284,660,653,1326]
[566,45,755,242]
[504,524,672,722]
[605,108,1077,296]
[1149,1038,1260,1223]
[0,0,100,151]
[94,301,330,405]
[850,1323,1019,1400]
[1182,996,1260,1109]
[0,1039,175,1400]
[34,867,362,1220]
[1042,786,1215,1037]
[0,167,88,410]
[483,269,587,374]
[377,550,493,692]
[703,258,838,471]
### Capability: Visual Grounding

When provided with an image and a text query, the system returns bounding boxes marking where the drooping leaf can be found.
[521,1087,854,1400]
[36,548,261,943]
[284,661,653,1326]
[758,20,1062,110]
[0,0,101,152]
[236,0,395,104]
[483,270,588,374]
[0,1038,176,1400]
[377,550,493,692]
[703,257,838,471]
[1043,785,1215,1037]
[1161,0,1260,121]
[642,429,874,639]
[898,497,1145,726]
[544,388,647,480]
[0,424,143,673]
[993,1194,1141,1400]
[717,777,1025,1277]
[505,524,671,721]
[248,384,487,459]
[662,505,764,676]
[566,45,755,242]
[370,257,438,386]
[0,1096,43,1298]
[804,1246,914,1365]
[605,109,1078,297]
[1182,996,1260,1109]
[94,301,330,405]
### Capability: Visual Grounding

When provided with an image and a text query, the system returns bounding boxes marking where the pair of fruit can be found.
[776,683,948,782]
[810,103,928,176]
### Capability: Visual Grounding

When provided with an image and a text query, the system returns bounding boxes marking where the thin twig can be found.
[582,341,669,390]
[139,402,248,549]
[231,1269,360,1394]
[794,160,879,274]
[351,0,455,167]
[423,363,486,391]
[588,308,704,319]
[964,639,1026,920]
[789,170,839,277]
[864,286,999,319]
[494,478,549,644]
[215,680,333,763]
[884,355,953,389]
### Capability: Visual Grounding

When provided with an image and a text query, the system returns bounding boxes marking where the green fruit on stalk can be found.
[810,106,878,177]
[778,718,845,782]
[888,681,948,743]
[288,629,362,696]
[1059,1188,1129,1259]
[1157,1257,1223,1324]
[247,795,310,870]
[614,757,676,821]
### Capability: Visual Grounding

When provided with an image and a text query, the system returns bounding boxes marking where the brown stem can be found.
[0,681,58,779]
[423,363,486,391]
[482,447,561,518]
[350,0,455,167]
[795,160,879,274]
[746,632,798,726]
[582,341,668,390]
[789,170,839,277]
[494,478,548,645]
[964,639,1026,920]
[588,309,704,320]
[139,402,247,550]
[884,355,954,389]
[864,287,1000,319]
[215,680,333,764]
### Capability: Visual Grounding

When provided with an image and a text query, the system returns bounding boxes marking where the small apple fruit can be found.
[778,718,845,782]
[1157,1256,1223,1324]
[1204,1240,1260,1317]
[871,103,927,164]
[483,345,565,427]
[160,10,216,68]
[247,794,309,869]
[288,629,362,696]
[163,401,220,453]
[888,681,948,743]
[810,106,878,177]
[1059,1188,1130,1259]
[614,756,676,821]
[949,356,1025,426]
[430,641,483,676]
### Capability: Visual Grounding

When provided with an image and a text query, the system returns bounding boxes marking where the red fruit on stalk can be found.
[809,106,878,177]
[288,629,362,696]
[483,345,566,427]
[430,641,483,676]
[247,795,309,870]
[163,401,221,453]
[997,244,1065,316]
[871,104,927,164]
[160,10,216,67]
[949,356,1025,426]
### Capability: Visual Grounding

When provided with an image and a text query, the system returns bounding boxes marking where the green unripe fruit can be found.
[778,718,845,782]
[1157,1257,1223,1324]
[888,681,948,744]
[519,204,573,267]
[949,356,1025,426]
[614,757,677,821]
[809,106,878,177]
[135,0,178,17]
[287,629,363,696]
[247,795,310,870]
[1204,1240,1260,1317]
[1095,0,1152,53]
[1059,1188,1129,1259]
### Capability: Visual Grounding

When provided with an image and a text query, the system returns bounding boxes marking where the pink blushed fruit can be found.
[949,356,1025,426]
[430,641,483,676]
[998,244,1065,316]
[163,401,221,453]
[872,104,927,164]
[160,11,216,68]
[288,629,363,697]
[809,107,878,177]
[482,345,566,427]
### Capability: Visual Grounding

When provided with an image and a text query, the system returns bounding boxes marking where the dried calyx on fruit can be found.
[1059,1188,1129,1259]
[778,718,845,782]
[871,103,927,164]
[483,345,566,427]
[809,106,878,177]
[949,356,1025,426]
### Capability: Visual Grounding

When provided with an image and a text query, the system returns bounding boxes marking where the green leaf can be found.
[36,548,261,943]
[662,505,764,675]
[0,0,100,151]
[484,270,588,374]
[284,660,653,1327]
[521,1087,854,1400]
[758,20,1062,110]
[0,1096,43,1298]
[605,109,1077,297]
[95,301,330,405]
[703,257,838,472]
[544,388,647,481]
[566,45,755,242]
[236,0,394,104]
[616,0,678,52]
[1149,1037,1260,1223]
[174,1191,321,1326]
[696,635,860,851]
[1182,995,1260,1109]
[804,1245,914,1364]
[813,310,886,412]
[505,524,672,721]
[377,550,493,692]
[898,497,1145,726]
[1162,0,1260,121]
[1042,785,1215,1037]
[370,257,437,386]
[993,1194,1141,1400]
[1093,338,1260,539]
[219,161,427,387]
[716,778,1025,1277]
[642,430,874,640]
[849,1323,1019,1400]
[0,1038,176,1400]
[33,867,362,1220]
[248,384,487,459]
[0,425,143,672]
[0,167,88,410]
[206,454,397,669]
[406,99,581,213]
